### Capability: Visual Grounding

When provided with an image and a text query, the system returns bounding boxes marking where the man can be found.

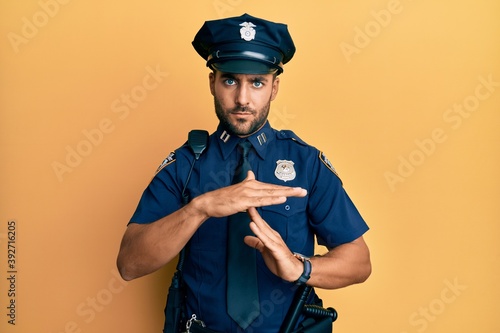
[117,13,371,333]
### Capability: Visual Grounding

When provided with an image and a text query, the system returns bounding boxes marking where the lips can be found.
[230,108,254,116]
[231,111,252,115]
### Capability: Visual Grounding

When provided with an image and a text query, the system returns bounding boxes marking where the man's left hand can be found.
[244,207,303,283]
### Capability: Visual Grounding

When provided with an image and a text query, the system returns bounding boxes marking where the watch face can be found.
[293,252,308,262]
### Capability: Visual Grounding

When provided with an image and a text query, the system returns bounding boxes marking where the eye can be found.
[253,81,263,88]
[224,78,237,86]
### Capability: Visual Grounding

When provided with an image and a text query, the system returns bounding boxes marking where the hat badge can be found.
[239,22,256,41]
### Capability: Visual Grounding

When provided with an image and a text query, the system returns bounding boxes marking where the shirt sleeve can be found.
[129,157,183,224]
[308,151,369,248]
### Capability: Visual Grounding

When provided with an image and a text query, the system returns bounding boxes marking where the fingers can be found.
[201,172,307,218]
[241,180,308,205]
[237,171,308,208]
[244,235,261,250]
[245,170,256,181]
[247,207,268,229]
[247,207,281,248]
[245,209,277,256]
[244,171,307,199]
[247,207,263,228]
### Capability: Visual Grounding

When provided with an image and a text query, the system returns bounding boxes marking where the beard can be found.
[214,97,271,137]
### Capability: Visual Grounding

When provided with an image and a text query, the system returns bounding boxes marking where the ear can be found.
[209,72,215,96]
[270,76,280,101]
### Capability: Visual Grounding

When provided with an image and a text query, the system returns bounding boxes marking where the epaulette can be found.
[276,129,309,146]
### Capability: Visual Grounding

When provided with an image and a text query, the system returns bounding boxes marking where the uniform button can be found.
[284,205,290,211]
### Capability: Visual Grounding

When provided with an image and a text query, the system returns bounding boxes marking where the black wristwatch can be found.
[292,253,312,285]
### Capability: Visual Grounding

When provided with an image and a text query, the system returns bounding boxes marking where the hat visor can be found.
[210,60,281,75]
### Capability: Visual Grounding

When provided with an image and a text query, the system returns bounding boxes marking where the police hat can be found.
[192,13,295,75]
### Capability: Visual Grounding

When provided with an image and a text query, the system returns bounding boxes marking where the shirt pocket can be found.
[259,197,310,250]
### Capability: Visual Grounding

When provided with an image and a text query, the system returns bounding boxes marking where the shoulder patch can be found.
[319,151,340,178]
[276,130,308,146]
[155,151,176,174]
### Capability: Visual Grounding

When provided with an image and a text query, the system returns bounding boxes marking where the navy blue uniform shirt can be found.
[130,121,369,332]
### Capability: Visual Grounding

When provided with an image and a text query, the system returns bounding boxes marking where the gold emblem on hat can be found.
[275,160,296,182]
[239,22,256,41]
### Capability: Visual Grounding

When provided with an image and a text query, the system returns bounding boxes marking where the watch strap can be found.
[293,253,312,285]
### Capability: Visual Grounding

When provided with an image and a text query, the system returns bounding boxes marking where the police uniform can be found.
[129,14,369,333]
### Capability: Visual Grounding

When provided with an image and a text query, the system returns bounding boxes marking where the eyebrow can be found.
[219,73,269,83]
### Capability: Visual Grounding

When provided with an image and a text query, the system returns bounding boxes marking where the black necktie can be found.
[227,141,260,329]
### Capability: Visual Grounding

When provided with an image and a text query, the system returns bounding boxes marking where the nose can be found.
[235,84,250,107]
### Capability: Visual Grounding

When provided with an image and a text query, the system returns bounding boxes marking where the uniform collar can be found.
[215,121,274,160]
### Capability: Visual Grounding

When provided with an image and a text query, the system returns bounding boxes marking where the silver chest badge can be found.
[275,160,296,182]
[239,22,256,41]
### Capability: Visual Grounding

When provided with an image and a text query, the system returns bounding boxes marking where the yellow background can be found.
[1,0,499,332]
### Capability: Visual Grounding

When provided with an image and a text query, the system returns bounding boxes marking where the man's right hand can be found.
[117,170,307,281]
[191,170,308,219]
